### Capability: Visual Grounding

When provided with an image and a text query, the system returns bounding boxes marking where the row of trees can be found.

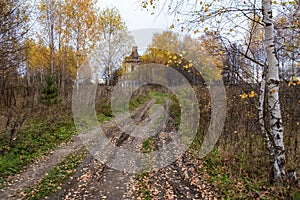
[140,23,298,87]
[31,1,133,92]
[0,1,133,148]
[2,1,297,105]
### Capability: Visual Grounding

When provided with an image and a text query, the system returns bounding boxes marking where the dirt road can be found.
[1,98,217,199]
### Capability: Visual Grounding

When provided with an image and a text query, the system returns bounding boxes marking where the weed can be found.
[142,138,154,153]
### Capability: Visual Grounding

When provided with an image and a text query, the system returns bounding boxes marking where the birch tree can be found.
[95,8,133,85]
[141,0,298,183]
[38,0,58,76]
[262,0,286,181]
[63,0,100,85]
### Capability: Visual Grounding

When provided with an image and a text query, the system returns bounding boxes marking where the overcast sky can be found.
[97,0,171,30]
[97,0,174,50]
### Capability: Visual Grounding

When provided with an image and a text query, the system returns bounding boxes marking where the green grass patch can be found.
[24,149,87,200]
[142,138,154,153]
[0,120,77,188]
[146,91,181,128]
[129,90,172,111]
[170,95,181,128]
[147,91,168,105]
[129,94,152,111]
[97,113,113,123]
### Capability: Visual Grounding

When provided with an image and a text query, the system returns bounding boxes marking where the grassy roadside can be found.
[129,94,152,111]
[0,106,112,189]
[0,119,77,188]
[24,148,87,200]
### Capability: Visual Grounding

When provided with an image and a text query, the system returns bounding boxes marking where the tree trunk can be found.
[258,72,272,153]
[61,50,66,96]
[258,68,276,180]
[262,0,286,182]
[50,23,55,75]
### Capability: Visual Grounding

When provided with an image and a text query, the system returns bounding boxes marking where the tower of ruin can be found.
[124,46,141,73]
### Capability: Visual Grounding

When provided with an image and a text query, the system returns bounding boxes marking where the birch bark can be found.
[258,72,274,157]
[262,0,286,181]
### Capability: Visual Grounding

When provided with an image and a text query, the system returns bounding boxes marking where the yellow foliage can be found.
[241,93,248,99]
[249,91,255,98]
[240,91,255,99]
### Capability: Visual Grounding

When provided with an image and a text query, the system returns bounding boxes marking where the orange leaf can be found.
[271,89,277,93]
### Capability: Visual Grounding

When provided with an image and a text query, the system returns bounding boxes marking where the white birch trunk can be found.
[258,73,274,158]
[262,0,286,181]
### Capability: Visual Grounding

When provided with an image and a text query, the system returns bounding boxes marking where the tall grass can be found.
[190,84,300,199]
